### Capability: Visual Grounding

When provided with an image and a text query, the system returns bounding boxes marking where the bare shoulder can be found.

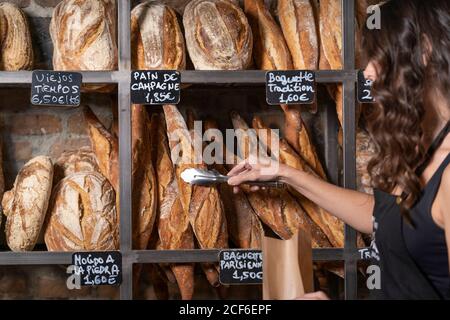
[442,165,450,195]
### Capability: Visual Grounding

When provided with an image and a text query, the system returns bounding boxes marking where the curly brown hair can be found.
[362,0,450,215]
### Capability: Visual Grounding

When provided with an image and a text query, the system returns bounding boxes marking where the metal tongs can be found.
[181,168,285,188]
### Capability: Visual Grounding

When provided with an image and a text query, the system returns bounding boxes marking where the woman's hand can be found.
[295,291,330,300]
[227,157,290,193]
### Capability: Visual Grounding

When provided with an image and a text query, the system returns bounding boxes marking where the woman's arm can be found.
[441,167,450,271]
[227,162,375,234]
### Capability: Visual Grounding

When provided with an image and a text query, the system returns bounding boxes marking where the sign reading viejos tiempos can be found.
[219,250,263,285]
[31,71,81,107]
[266,70,316,105]
[130,70,181,105]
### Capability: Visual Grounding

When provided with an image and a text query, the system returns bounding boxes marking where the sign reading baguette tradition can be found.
[219,249,263,285]
[130,70,181,105]
[266,70,316,105]
[357,70,375,103]
[31,70,82,107]
[72,251,122,286]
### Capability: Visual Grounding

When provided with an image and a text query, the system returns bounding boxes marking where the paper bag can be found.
[262,229,313,300]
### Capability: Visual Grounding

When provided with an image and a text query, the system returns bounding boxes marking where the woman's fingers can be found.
[295,291,330,300]
[227,161,251,176]
[228,169,257,186]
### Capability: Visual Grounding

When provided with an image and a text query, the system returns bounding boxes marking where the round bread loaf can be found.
[183,0,253,70]
[131,2,186,70]
[0,3,33,70]
[2,156,53,251]
[44,172,119,251]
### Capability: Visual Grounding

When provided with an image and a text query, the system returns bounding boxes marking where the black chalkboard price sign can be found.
[72,251,122,286]
[266,70,316,105]
[30,70,82,107]
[357,70,375,103]
[130,70,181,105]
[219,249,263,285]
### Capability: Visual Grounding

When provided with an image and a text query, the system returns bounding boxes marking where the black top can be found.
[403,153,450,299]
[370,122,450,299]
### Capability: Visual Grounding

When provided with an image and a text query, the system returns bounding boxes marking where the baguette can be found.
[44,172,119,251]
[278,0,319,70]
[280,105,326,179]
[131,2,185,70]
[183,0,252,70]
[252,116,344,247]
[163,104,228,287]
[2,156,53,251]
[152,113,195,300]
[244,0,293,70]
[204,119,263,249]
[0,3,33,70]
[131,104,157,250]
[230,112,310,240]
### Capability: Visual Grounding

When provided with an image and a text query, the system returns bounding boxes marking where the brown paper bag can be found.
[262,229,313,300]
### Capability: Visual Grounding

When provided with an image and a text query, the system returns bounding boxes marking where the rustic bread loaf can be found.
[0,3,33,71]
[230,112,309,240]
[131,104,157,250]
[54,147,100,183]
[163,104,228,287]
[131,2,185,70]
[278,0,319,70]
[44,172,119,251]
[244,0,293,70]
[183,0,252,70]
[50,0,117,71]
[84,107,119,192]
[151,113,194,300]
[2,156,53,251]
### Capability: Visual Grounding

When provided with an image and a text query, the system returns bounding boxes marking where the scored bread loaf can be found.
[50,0,117,71]
[131,2,185,70]
[54,147,100,183]
[131,104,157,250]
[2,156,53,251]
[230,111,310,240]
[151,113,194,300]
[278,0,319,70]
[44,172,119,251]
[244,0,293,70]
[183,0,252,70]
[163,104,228,287]
[0,3,33,71]
[203,119,263,249]
[84,106,119,192]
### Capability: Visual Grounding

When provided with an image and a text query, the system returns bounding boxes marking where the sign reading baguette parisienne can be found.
[219,249,263,285]
[130,70,181,105]
[31,70,82,107]
[357,70,375,103]
[72,251,122,286]
[266,70,316,105]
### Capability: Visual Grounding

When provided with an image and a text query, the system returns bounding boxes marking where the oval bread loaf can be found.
[44,172,119,251]
[2,156,53,251]
[183,0,253,70]
[50,0,117,71]
[131,2,186,70]
[0,3,33,71]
